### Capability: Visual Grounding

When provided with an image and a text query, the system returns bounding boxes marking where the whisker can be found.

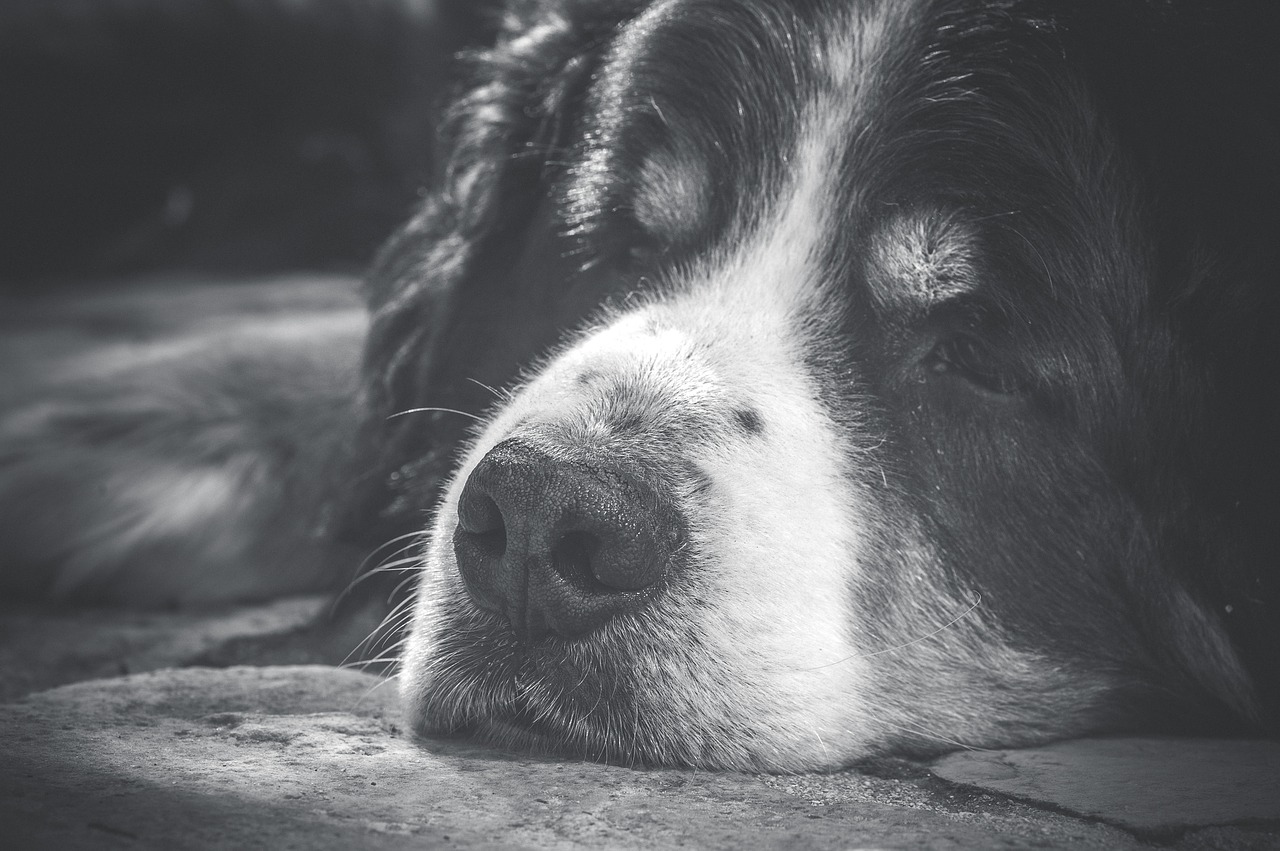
[968,209,1022,222]
[332,550,424,614]
[343,627,409,669]
[349,549,421,586]
[1004,223,1054,296]
[353,673,399,710]
[387,406,483,422]
[343,588,419,668]
[465,377,503,399]
[360,555,424,576]
[350,531,427,581]
[388,572,420,603]
[346,655,404,669]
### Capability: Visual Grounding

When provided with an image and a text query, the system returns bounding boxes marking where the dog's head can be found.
[361,0,1280,770]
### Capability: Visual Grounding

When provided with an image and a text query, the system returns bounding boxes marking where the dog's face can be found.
[382,0,1274,770]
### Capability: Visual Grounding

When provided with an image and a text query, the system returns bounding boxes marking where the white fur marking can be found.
[866,209,979,310]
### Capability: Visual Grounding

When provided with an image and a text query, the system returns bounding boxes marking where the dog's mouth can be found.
[465,704,628,763]
[405,434,685,761]
[421,637,653,764]
[447,707,562,754]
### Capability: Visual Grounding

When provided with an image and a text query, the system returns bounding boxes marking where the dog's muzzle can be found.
[453,438,686,642]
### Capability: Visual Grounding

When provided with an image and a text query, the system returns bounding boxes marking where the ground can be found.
[1,596,1278,850]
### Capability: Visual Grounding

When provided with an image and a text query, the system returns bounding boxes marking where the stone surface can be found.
[933,737,1280,835]
[0,666,1178,851]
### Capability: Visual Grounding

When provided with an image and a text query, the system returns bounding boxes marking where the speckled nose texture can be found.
[453,439,684,641]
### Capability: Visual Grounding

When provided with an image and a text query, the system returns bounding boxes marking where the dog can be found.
[3,0,1279,772]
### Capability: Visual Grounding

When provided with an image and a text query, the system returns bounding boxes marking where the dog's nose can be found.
[452,439,683,642]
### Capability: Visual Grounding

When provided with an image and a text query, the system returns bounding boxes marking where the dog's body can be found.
[3,0,1279,771]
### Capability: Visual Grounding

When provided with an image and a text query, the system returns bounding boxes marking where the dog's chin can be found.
[412,664,655,767]
[429,713,560,756]
[405,609,648,761]
[453,713,639,766]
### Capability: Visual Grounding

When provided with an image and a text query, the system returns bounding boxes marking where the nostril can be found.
[453,486,511,616]
[455,525,506,564]
[458,488,502,535]
[456,490,506,560]
[550,530,604,589]
[561,519,667,592]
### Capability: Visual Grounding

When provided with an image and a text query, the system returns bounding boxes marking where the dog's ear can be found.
[345,2,648,545]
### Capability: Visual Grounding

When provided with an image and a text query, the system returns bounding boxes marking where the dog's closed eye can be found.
[924,332,1021,397]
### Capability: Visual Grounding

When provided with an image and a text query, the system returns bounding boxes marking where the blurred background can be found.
[0,0,492,287]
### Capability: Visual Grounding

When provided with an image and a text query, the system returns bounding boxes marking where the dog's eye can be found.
[925,333,1019,395]
[573,232,660,276]
[627,243,658,266]
[619,235,668,272]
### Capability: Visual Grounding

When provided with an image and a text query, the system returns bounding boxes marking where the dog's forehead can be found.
[567,0,881,250]
[564,0,1143,334]
[566,1,979,281]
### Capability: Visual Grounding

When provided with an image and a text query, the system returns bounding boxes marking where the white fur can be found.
[865,209,980,311]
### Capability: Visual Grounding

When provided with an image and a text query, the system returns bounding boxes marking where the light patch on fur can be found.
[865,209,980,312]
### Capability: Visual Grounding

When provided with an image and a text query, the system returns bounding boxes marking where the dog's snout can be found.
[453,439,682,641]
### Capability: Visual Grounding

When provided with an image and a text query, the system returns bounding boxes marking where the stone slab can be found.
[1,665,1157,850]
[933,737,1280,834]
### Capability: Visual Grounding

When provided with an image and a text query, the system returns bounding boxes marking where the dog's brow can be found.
[565,1,827,248]
[864,209,979,312]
